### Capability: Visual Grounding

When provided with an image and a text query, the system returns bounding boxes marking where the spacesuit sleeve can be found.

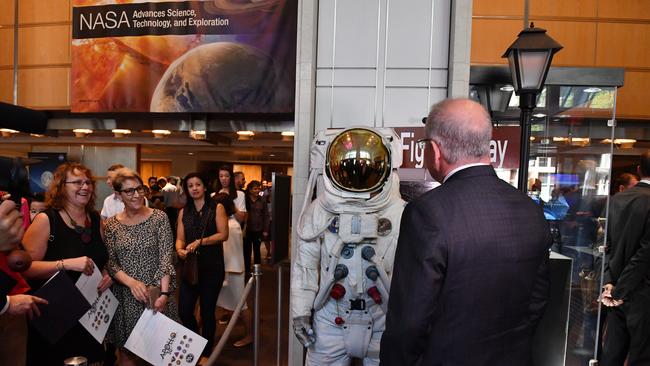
[380,200,446,365]
[290,234,321,319]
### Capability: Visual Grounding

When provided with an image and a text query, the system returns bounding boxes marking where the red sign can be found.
[393,126,521,170]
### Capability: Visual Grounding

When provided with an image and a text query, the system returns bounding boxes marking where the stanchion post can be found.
[276,264,282,366]
[253,264,262,366]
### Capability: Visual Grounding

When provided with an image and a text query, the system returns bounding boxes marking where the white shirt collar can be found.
[443,163,490,184]
[640,179,650,185]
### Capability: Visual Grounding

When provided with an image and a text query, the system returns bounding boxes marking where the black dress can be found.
[178,199,225,356]
[27,208,108,366]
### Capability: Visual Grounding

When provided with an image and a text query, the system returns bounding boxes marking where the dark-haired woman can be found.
[23,162,110,365]
[214,192,253,347]
[213,165,247,226]
[243,180,269,277]
[176,173,229,358]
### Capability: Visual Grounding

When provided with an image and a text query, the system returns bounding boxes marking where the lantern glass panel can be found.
[519,50,551,91]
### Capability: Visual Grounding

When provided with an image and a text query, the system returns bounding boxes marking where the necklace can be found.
[62,207,92,244]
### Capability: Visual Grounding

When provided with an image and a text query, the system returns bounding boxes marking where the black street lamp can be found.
[502,23,562,193]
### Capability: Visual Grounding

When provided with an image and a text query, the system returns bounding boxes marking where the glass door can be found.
[528,85,617,366]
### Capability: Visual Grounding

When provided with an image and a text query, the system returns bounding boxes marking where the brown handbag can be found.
[182,252,199,286]
[182,207,211,286]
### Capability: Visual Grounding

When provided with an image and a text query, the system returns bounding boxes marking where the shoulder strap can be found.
[43,208,56,243]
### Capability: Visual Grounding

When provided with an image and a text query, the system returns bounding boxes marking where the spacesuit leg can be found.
[306,306,350,366]
[362,306,385,366]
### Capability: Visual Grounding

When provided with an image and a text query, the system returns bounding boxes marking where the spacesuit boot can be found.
[291,128,406,366]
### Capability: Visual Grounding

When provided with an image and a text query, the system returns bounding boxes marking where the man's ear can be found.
[431,140,442,164]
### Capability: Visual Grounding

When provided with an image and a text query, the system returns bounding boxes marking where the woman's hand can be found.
[65,256,95,275]
[128,279,148,303]
[97,273,113,294]
[186,240,200,253]
[177,248,188,260]
[153,295,168,313]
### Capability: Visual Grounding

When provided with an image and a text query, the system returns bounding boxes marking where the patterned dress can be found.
[104,209,179,347]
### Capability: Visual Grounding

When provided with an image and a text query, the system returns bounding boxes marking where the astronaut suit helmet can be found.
[325,128,391,195]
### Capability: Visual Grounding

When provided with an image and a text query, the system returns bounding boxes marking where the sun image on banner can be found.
[71,0,298,113]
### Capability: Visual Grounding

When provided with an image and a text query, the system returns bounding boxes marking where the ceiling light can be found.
[30,133,45,138]
[570,137,590,146]
[0,128,19,137]
[499,85,515,92]
[553,137,568,142]
[152,129,171,138]
[112,129,131,138]
[188,152,194,156]
[72,128,93,138]
[281,131,294,141]
[583,87,602,93]
[615,138,636,149]
[237,130,254,141]
[190,130,206,140]
[533,113,546,118]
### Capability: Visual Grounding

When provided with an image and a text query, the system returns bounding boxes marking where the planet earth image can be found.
[150,42,278,112]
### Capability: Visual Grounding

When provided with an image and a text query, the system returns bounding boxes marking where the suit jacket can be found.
[604,181,650,300]
[380,165,551,366]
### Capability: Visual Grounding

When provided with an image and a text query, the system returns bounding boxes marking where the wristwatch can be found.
[160,291,171,296]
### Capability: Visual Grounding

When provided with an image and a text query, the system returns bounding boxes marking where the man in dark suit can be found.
[600,152,650,365]
[380,99,551,366]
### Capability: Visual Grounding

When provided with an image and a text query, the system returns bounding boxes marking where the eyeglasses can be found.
[120,186,146,197]
[416,138,434,150]
[65,180,93,187]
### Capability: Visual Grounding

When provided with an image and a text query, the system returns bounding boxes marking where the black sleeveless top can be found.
[182,199,224,272]
[26,208,108,365]
[41,208,108,284]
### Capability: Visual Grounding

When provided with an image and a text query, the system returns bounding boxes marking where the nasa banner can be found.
[71,0,297,113]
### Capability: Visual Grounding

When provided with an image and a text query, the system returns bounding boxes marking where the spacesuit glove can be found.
[293,315,316,348]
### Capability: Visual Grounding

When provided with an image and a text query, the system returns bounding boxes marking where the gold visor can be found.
[326,129,391,193]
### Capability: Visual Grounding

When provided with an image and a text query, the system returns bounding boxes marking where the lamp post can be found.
[503,23,562,193]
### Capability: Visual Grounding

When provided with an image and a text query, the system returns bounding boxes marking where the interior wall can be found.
[30,144,138,211]
[233,164,263,184]
[0,0,71,108]
[314,0,452,131]
[471,0,650,120]
[140,160,172,182]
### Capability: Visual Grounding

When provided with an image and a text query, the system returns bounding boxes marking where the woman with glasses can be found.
[103,168,178,366]
[23,162,110,365]
[175,172,229,360]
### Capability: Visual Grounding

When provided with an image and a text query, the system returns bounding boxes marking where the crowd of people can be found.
[1,99,648,366]
[0,163,274,365]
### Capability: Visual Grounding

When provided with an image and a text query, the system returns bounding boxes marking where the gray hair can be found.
[425,98,492,164]
[112,168,143,192]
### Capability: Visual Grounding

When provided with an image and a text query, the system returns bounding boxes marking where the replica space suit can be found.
[291,128,406,365]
